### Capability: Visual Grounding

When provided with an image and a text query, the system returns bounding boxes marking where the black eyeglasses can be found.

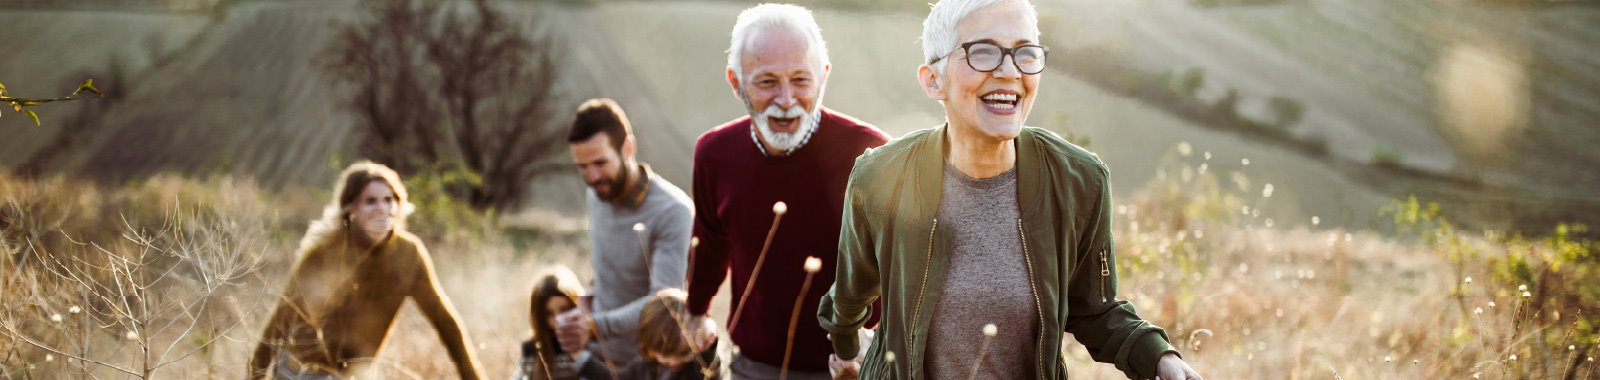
[929,41,1050,75]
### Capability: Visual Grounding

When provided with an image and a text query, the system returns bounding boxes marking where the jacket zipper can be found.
[1015,219,1046,377]
[907,218,938,373]
[1100,250,1111,303]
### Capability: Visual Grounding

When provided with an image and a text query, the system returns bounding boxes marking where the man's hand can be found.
[1155,352,1202,380]
[553,308,592,355]
[685,314,718,353]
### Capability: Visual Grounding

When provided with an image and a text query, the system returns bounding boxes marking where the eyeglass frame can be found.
[928,41,1051,75]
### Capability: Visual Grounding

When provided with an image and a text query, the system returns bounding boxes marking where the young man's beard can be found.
[591,163,633,202]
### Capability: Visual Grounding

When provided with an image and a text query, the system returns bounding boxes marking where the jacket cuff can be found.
[1127,328,1176,379]
[830,330,861,360]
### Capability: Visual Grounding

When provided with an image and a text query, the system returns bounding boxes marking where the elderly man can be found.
[817,0,1204,379]
[558,98,695,367]
[685,4,889,380]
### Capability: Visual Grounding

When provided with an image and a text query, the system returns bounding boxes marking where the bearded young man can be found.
[817,0,1204,379]
[684,4,889,380]
[558,98,696,367]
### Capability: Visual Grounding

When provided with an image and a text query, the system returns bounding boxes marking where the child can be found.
[511,266,610,380]
[616,288,723,380]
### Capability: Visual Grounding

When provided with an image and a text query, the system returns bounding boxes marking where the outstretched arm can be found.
[247,305,287,380]
[1063,166,1180,379]
[409,244,484,380]
[247,248,327,379]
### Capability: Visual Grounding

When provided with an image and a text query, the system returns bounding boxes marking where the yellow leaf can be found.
[74,79,101,96]
[23,110,39,126]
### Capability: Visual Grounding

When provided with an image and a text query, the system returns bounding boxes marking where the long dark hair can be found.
[529,266,584,365]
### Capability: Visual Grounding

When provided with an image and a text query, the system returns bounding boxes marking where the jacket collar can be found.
[911,124,1047,224]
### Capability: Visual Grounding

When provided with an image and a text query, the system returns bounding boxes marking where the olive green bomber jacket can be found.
[816,125,1177,379]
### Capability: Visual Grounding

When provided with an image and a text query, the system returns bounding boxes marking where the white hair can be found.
[727,3,831,81]
[921,0,1039,75]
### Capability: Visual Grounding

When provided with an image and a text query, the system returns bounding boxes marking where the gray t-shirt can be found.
[924,162,1038,379]
[586,169,694,363]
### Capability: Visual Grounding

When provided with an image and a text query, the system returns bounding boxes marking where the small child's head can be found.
[529,265,584,354]
[637,288,698,369]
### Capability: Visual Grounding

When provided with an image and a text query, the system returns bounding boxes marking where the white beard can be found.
[744,90,824,153]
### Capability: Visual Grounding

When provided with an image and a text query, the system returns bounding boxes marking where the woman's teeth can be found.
[982,93,1018,109]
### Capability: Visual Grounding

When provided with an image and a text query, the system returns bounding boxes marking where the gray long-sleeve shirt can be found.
[586,168,694,363]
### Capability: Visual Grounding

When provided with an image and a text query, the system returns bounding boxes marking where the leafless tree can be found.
[325,0,568,211]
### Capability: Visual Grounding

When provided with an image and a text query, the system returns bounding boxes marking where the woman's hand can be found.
[1155,352,1202,380]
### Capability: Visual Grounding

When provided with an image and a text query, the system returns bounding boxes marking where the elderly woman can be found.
[247,162,483,380]
[817,0,1203,379]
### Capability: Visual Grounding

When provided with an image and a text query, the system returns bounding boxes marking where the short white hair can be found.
[727,3,831,80]
[921,0,1039,75]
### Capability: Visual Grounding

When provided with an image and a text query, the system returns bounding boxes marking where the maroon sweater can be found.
[688,108,888,371]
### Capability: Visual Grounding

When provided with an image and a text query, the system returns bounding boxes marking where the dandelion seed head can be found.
[1464,277,1472,284]
[1384,355,1392,363]
[1474,307,1483,315]
[1570,345,1577,351]
[45,354,53,362]
[1522,291,1532,297]
[1238,263,1249,273]
[982,324,997,337]
[1509,354,1518,361]
[1241,158,1251,165]
[1344,233,1353,242]
[772,201,788,215]
[1312,216,1320,226]
[1488,301,1497,308]
[803,257,822,273]
[1204,151,1212,161]
[1193,229,1204,239]
[68,306,81,314]
[633,223,646,232]
[1412,359,1419,365]
[125,330,137,340]
[1265,218,1275,228]
[1262,183,1275,198]
[1518,284,1527,291]
[49,313,62,323]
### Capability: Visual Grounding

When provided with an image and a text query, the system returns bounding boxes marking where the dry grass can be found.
[2,149,1596,379]
[1064,142,1598,379]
